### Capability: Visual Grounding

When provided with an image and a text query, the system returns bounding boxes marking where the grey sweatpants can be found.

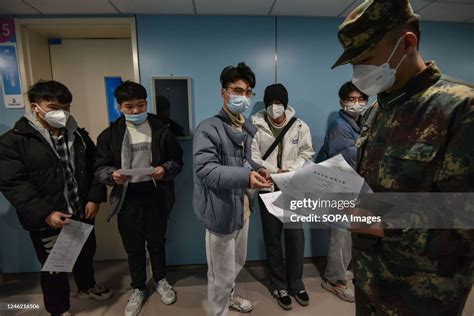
[324,228,352,283]
[205,220,249,316]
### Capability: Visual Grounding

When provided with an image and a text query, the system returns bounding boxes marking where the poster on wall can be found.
[104,76,123,123]
[0,18,25,109]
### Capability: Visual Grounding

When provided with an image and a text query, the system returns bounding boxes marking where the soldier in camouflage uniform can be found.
[332,0,474,315]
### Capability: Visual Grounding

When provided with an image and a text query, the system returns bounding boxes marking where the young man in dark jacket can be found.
[0,80,112,316]
[95,81,183,316]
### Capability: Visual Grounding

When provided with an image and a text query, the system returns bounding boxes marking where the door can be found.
[50,38,134,260]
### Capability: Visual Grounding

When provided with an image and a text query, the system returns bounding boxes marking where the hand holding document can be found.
[42,220,93,273]
[271,171,295,191]
[116,167,155,176]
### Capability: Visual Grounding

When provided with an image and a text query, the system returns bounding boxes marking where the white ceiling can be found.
[0,0,473,23]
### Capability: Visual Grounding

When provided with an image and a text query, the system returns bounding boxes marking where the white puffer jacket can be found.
[251,106,315,173]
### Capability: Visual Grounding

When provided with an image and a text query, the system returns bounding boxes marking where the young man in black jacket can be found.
[0,80,113,316]
[95,81,183,316]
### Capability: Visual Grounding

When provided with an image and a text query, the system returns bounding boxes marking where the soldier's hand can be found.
[45,211,71,229]
[350,225,384,237]
[346,207,373,217]
[250,171,272,189]
[346,207,384,237]
[112,171,130,185]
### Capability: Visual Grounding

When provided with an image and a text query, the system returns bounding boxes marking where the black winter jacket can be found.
[94,114,183,219]
[0,116,106,231]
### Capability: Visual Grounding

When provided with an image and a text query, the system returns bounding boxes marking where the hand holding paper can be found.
[42,220,94,273]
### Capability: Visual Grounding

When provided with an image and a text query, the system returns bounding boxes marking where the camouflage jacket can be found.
[355,62,474,259]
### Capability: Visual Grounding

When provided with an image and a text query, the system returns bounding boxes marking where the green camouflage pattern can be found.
[353,62,474,315]
[332,0,419,69]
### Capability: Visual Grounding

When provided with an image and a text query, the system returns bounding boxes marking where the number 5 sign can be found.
[0,17,24,108]
[0,18,16,43]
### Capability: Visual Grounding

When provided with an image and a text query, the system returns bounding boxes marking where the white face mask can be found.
[267,104,285,119]
[34,104,70,128]
[343,102,367,116]
[352,36,407,96]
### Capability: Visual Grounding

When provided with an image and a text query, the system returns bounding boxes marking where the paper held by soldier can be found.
[260,155,372,225]
[42,220,94,273]
[276,154,366,200]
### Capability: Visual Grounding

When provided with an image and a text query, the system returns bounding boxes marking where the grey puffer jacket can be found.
[193,109,263,234]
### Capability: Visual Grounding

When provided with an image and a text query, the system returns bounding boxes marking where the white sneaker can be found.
[229,290,253,313]
[321,278,355,302]
[155,278,177,305]
[78,283,113,301]
[60,311,72,316]
[125,288,147,316]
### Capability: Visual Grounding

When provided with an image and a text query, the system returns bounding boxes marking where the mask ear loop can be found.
[394,54,407,70]
[386,35,405,64]
[31,103,44,117]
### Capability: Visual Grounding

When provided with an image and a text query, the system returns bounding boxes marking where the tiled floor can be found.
[1,260,473,316]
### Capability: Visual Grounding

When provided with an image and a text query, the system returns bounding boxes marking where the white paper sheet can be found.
[318,154,359,176]
[318,155,374,193]
[259,191,299,223]
[270,171,296,191]
[289,162,364,197]
[260,191,285,218]
[42,220,94,273]
[262,155,371,226]
[116,167,155,176]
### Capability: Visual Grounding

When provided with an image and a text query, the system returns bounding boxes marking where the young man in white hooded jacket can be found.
[251,83,314,311]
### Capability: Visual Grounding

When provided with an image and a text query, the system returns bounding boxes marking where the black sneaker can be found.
[273,289,292,310]
[294,290,309,306]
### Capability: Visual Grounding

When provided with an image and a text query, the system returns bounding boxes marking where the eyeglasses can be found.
[227,86,256,99]
[345,97,368,105]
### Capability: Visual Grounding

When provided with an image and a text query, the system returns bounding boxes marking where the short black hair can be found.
[338,81,368,100]
[220,62,256,89]
[27,80,72,104]
[389,20,421,49]
[114,80,147,104]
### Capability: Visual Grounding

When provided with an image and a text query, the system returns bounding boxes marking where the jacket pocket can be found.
[378,142,442,191]
[387,142,439,162]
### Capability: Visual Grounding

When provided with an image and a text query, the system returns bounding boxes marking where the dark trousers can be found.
[117,181,168,290]
[259,194,305,294]
[30,226,96,316]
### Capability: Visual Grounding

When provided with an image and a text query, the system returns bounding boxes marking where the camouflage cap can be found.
[332,0,419,69]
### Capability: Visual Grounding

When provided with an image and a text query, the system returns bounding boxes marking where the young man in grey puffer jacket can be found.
[193,62,272,316]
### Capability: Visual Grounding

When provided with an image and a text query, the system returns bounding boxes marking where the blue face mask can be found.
[227,94,251,114]
[124,112,148,124]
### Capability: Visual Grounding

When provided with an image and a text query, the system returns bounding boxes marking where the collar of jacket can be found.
[377,61,441,110]
[217,109,257,147]
[339,110,361,133]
